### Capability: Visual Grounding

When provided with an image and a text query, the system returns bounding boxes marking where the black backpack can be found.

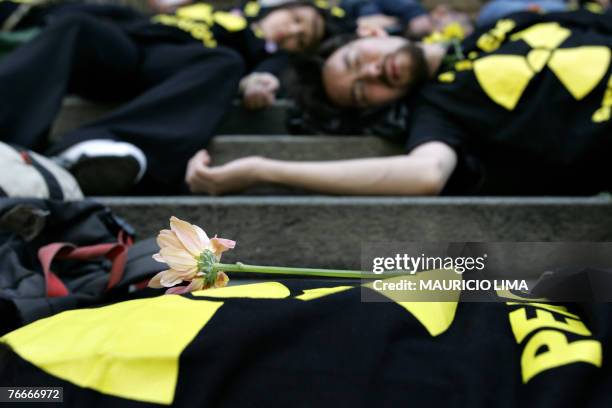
[0,198,163,335]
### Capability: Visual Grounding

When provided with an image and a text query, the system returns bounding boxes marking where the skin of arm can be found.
[186,141,457,196]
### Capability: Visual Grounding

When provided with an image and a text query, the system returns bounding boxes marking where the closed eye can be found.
[344,48,360,72]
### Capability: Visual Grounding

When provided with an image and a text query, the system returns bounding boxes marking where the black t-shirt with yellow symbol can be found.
[407,10,612,195]
[131,1,288,75]
[0,273,611,407]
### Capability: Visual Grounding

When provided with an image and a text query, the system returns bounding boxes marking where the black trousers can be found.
[0,14,244,194]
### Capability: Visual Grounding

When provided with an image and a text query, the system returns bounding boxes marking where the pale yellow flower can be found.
[148,216,235,291]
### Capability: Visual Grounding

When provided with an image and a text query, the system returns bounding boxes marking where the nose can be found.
[360,61,382,80]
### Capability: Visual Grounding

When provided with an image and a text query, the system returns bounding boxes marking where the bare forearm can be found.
[257,155,449,196]
[186,142,456,196]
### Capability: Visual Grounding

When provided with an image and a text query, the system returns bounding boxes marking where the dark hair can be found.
[286,34,408,138]
[287,34,357,130]
[257,0,357,52]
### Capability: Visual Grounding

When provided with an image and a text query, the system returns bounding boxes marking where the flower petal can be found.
[165,279,205,295]
[193,225,210,246]
[152,253,166,264]
[159,269,184,288]
[165,285,189,295]
[159,247,198,272]
[157,229,184,251]
[210,237,236,259]
[186,279,205,292]
[214,271,230,288]
[147,271,166,288]
[170,216,206,257]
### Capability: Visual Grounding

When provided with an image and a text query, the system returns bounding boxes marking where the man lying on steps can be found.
[0,0,345,195]
[185,9,612,196]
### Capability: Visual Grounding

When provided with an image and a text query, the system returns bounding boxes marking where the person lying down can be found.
[186,8,612,196]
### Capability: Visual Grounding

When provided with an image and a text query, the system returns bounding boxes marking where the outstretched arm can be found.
[186,141,457,196]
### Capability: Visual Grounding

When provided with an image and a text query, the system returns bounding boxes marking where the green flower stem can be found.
[213,262,381,279]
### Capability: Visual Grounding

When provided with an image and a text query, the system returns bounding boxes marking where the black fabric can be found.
[407,10,612,195]
[287,100,411,140]
[0,276,611,407]
[0,198,162,335]
[1,1,289,75]
[123,237,165,286]
[531,267,612,301]
[0,186,7,197]
[126,1,298,78]
[23,151,64,200]
[0,1,144,30]
[0,14,244,194]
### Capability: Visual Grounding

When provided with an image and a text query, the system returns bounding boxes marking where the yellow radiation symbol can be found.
[175,4,247,32]
[175,3,214,24]
[473,22,611,110]
[243,1,261,17]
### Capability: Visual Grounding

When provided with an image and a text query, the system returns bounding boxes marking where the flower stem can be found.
[213,263,380,279]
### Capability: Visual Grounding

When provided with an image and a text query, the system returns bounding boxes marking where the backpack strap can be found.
[38,232,132,298]
[16,148,64,200]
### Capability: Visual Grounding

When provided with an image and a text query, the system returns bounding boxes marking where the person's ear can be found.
[356,25,388,38]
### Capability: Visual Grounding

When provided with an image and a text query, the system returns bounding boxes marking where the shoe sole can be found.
[71,155,141,196]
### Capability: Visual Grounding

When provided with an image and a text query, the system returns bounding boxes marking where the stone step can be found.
[51,97,290,138]
[51,100,403,161]
[99,196,612,273]
[208,135,402,164]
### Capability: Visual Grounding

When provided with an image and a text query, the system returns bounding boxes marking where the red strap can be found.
[38,243,71,297]
[38,233,133,298]
[20,150,32,165]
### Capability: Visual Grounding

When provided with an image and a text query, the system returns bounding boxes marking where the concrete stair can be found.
[53,101,404,162]
[59,98,612,274]
[100,196,612,272]
[51,97,291,137]
[208,135,402,163]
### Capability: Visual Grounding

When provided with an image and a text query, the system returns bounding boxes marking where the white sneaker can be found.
[55,140,147,196]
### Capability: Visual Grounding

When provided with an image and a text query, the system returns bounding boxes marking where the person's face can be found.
[258,6,324,53]
[323,36,426,108]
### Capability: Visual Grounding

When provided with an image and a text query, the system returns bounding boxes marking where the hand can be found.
[240,73,280,110]
[185,150,265,195]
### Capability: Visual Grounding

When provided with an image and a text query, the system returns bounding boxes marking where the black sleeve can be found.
[44,3,146,23]
[406,101,466,152]
[546,8,612,35]
[251,53,289,78]
[407,102,484,194]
